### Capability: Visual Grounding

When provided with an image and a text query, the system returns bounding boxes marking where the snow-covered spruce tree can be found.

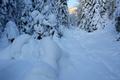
[57,0,69,27]
[2,0,21,24]
[0,0,7,37]
[0,0,69,39]
[18,0,33,35]
[0,0,20,38]
[36,0,69,38]
[77,0,115,32]
[53,0,69,38]
[29,0,57,39]
[33,0,58,39]
[19,0,69,39]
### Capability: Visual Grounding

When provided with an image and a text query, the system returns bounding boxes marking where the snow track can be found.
[55,29,120,80]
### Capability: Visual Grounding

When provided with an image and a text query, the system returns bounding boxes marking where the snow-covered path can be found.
[55,29,120,80]
[0,28,120,80]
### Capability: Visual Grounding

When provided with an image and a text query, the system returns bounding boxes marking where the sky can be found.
[68,0,79,8]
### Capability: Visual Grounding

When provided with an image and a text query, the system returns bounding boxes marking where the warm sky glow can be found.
[68,0,79,8]
[68,0,79,14]
[69,7,77,14]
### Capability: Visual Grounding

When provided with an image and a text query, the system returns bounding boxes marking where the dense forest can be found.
[0,0,120,41]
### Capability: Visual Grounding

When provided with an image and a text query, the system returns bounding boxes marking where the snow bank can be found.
[0,34,68,80]
[0,60,58,80]
[0,34,31,59]
[0,34,64,64]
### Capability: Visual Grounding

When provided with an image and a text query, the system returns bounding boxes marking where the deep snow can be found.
[0,25,120,80]
[55,28,120,80]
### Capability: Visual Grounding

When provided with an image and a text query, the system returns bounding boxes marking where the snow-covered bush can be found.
[29,10,57,39]
[4,21,19,43]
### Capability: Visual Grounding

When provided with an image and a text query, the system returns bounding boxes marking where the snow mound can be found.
[0,60,58,80]
[0,34,31,59]
[0,35,64,66]
[4,21,19,40]
[0,34,69,80]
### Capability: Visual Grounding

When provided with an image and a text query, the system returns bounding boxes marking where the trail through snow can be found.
[55,28,120,80]
[0,27,120,80]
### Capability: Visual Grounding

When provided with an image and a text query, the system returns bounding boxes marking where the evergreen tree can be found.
[57,0,69,27]
[0,0,7,36]
[0,0,69,39]
[0,0,19,37]
[19,0,69,39]
[77,0,115,32]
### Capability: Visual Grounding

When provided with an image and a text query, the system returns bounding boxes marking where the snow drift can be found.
[0,34,68,80]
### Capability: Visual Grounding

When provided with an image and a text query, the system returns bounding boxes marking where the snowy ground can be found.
[0,26,120,80]
[55,27,120,80]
